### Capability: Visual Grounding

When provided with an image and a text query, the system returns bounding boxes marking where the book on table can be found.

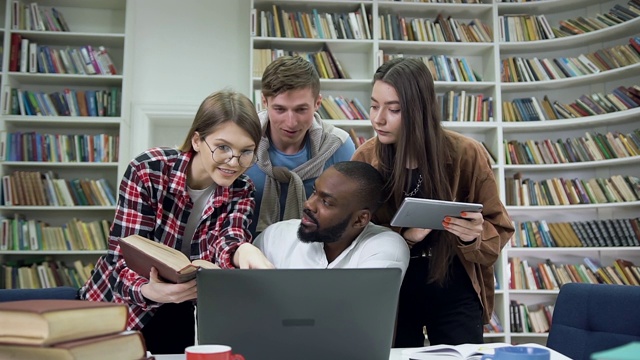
[403,343,509,359]
[119,234,219,284]
[591,341,640,360]
[0,330,147,360]
[0,299,128,346]
[403,342,571,360]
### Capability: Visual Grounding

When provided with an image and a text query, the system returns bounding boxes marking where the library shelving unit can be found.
[0,0,130,289]
[497,0,640,346]
[250,0,640,345]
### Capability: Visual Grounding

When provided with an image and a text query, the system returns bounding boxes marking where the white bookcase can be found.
[0,0,130,288]
[250,0,640,344]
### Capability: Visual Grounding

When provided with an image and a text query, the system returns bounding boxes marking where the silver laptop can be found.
[196,268,402,360]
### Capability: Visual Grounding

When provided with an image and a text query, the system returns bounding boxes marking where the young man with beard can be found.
[253,161,409,277]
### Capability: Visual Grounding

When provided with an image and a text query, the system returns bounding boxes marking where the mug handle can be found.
[232,354,245,360]
[480,355,494,360]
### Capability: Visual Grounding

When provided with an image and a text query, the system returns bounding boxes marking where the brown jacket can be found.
[352,130,514,323]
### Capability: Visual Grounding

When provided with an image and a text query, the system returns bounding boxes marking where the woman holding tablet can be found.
[352,58,514,346]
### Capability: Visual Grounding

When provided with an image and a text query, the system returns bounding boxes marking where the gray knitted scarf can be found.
[255,111,348,232]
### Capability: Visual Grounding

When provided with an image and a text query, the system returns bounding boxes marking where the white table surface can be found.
[154,348,406,360]
[153,344,570,360]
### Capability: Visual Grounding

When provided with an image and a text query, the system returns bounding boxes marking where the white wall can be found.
[123,0,251,163]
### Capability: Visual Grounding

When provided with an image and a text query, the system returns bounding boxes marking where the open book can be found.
[119,234,219,283]
[403,343,571,360]
[403,343,508,359]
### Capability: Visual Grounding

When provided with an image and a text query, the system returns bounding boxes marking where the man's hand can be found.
[233,243,275,269]
[141,267,197,303]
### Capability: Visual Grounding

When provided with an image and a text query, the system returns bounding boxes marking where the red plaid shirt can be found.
[79,148,255,330]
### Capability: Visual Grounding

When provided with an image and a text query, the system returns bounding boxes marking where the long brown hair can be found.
[179,90,262,152]
[373,57,456,285]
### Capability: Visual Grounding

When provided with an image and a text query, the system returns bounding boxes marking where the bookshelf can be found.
[250,0,640,345]
[0,0,129,289]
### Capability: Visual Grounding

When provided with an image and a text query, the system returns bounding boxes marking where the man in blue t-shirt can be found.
[245,56,356,236]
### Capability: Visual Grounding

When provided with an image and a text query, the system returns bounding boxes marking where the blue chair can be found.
[0,287,79,302]
[546,283,640,360]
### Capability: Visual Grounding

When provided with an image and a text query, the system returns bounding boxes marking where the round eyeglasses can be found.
[202,142,257,168]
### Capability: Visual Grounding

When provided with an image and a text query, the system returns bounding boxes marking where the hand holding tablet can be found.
[390,198,483,231]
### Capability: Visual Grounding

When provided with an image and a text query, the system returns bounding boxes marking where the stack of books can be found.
[0,299,148,359]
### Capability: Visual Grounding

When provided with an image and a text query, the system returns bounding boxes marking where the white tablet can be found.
[390,198,483,230]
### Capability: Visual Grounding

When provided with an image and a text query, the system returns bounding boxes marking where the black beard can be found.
[297,211,351,244]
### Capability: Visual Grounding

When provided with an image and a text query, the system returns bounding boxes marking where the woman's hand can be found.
[233,243,275,269]
[402,228,432,248]
[443,211,484,243]
[141,267,197,303]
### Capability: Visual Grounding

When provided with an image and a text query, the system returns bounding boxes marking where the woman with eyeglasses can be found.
[79,90,274,354]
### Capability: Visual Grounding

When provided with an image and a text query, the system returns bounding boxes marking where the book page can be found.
[191,259,220,269]
[403,343,510,359]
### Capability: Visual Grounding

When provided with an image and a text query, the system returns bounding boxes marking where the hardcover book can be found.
[0,300,127,346]
[0,330,147,360]
[119,234,220,284]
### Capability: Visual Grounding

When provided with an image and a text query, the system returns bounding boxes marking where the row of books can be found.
[1,259,93,290]
[254,4,371,40]
[378,13,492,42]
[509,257,640,290]
[381,52,481,82]
[1,132,118,163]
[503,129,640,165]
[498,1,640,43]
[509,301,552,334]
[501,38,640,82]
[504,174,640,206]
[483,311,504,334]
[253,48,349,80]
[0,299,147,359]
[439,90,493,122]
[10,36,117,75]
[0,216,110,251]
[510,218,640,248]
[319,95,369,121]
[552,2,639,37]
[498,14,556,42]
[5,87,122,117]
[1,171,117,207]
[11,2,70,31]
[502,85,640,121]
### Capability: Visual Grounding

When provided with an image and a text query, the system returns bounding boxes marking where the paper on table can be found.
[402,343,572,360]
[402,343,510,359]
[591,342,640,360]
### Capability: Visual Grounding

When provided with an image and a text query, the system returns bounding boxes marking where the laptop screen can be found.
[196,268,402,360]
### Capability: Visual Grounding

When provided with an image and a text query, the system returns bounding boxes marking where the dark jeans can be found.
[141,302,195,354]
[394,255,484,347]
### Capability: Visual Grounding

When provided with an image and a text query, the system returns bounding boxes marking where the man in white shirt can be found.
[254,161,410,278]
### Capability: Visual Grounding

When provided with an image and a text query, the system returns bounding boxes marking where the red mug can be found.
[185,345,245,360]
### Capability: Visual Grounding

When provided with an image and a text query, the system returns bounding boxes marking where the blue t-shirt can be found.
[244,136,356,236]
